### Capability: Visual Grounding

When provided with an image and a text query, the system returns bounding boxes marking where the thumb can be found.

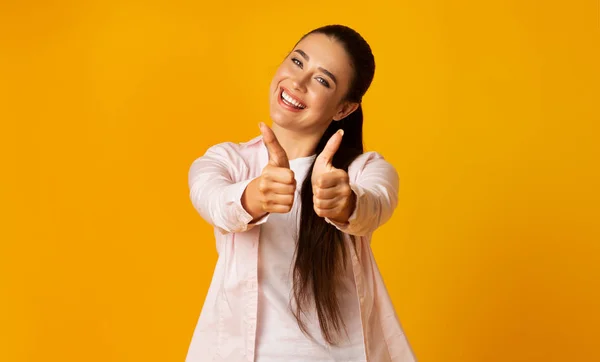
[317,129,344,167]
[259,122,289,168]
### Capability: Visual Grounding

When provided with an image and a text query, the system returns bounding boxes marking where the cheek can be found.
[270,67,289,92]
[276,66,294,81]
[309,89,339,113]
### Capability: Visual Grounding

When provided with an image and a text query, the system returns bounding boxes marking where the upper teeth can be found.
[282,90,305,109]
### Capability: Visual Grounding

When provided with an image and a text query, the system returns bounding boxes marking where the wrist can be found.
[242,177,267,221]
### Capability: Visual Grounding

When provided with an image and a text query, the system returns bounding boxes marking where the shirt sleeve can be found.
[188,143,269,234]
[325,152,399,237]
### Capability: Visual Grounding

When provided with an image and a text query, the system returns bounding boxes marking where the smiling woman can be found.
[186,25,417,362]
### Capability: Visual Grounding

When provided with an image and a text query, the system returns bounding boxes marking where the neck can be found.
[270,123,324,160]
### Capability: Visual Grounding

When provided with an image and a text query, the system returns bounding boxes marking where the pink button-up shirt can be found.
[186,135,417,362]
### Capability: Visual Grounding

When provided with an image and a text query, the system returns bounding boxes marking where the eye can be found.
[316,77,330,88]
[291,57,303,68]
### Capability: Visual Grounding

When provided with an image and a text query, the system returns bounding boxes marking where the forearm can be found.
[324,153,399,236]
[189,144,264,234]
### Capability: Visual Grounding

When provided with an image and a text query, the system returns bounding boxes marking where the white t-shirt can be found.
[255,154,366,361]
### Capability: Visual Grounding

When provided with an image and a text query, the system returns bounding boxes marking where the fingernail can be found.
[338,129,344,136]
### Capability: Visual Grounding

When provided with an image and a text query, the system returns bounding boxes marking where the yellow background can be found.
[1,1,598,361]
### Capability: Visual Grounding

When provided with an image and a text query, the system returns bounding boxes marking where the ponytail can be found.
[292,104,364,345]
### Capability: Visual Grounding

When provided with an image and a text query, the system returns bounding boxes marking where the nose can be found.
[291,72,310,93]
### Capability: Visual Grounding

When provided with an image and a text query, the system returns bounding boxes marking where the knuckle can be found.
[342,185,352,196]
[341,173,349,183]
[258,181,268,193]
[314,187,323,198]
[317,175,326,186]
[286,170,295,183]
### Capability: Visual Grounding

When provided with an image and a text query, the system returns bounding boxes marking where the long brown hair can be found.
[291,25,376,345]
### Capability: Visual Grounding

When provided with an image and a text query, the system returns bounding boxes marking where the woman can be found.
[186,25,416,362]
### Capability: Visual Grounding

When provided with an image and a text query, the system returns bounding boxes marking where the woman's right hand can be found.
[241,123,296,221]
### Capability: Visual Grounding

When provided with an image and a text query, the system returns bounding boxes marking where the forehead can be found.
[293,33,353,77]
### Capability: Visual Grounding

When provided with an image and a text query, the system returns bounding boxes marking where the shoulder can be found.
[203,134,264,161]
[189,135,265,181]
[191,135,266,179]
[348,151,395,172]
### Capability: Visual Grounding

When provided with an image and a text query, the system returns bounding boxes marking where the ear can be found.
[332,101,360,121]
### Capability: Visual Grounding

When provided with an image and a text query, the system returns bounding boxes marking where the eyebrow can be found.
[293,49,338,85]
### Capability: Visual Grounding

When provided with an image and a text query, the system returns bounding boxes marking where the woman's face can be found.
[269,33,357,134]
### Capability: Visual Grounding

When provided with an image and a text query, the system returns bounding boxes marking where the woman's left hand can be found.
[311,129,357,223]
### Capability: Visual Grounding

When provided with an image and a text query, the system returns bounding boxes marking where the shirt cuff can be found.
[222,177,270,233]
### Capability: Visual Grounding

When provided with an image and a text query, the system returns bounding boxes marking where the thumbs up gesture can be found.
[311,129,356,223]
[246,123,297,217]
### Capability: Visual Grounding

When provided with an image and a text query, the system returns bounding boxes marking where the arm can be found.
[188,143,268,234]
[325,152,400,236]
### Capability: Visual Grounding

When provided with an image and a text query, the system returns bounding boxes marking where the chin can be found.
[269,100,289,126]
[269,111,290,128]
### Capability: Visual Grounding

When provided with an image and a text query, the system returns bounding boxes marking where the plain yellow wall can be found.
[1,1,598,361]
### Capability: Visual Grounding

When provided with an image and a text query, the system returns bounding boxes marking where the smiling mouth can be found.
[280,88,306,109]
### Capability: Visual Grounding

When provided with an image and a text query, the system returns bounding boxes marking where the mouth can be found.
[279,87,306,110]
